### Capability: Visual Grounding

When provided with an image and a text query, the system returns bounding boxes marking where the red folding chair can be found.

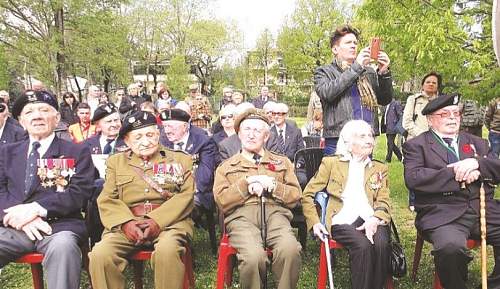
[411,232,480,289]
[129,245,195,289]
[317,238,394,289]
[215,233,272,289]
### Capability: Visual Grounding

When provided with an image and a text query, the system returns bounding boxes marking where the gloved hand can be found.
[21,217,52,241]
[137,218,161,241]
[3,203,45,230]
[121,220,145,245]
[356,216,380,244]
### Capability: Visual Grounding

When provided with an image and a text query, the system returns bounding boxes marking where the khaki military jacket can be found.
[301,156,391,234]
[214,150,301,215]
[98,146,195,233]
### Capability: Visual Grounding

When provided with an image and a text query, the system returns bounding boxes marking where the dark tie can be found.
[278,129,285,153]
[176,141,184,151]
[103,139,114,154]
[253,154,261,165]
[25,141,41,195]
[443,137,459,164]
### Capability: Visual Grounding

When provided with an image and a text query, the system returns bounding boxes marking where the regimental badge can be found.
[191,153,200,170]
[37,158,76,192]
[152,162,185,185]
[368,171,384,191]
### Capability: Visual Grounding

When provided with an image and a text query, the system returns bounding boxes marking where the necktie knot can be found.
[32,141,41,151]
[103,138,114,154]
[443,137,454,147]
[176,142,184,150]
[253,154,261,164]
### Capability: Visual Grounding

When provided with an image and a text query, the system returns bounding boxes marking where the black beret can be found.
[421,93,461,115]
[12,90,59,119]
[234,108,270,133]
[158,108,191,122]
[118,111,157,138]
[92,103,118,123]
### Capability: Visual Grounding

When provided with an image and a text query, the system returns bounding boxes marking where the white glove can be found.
[21,217,52,241]
[356,216,380,244]
[3,202,47,230]
[313,223,329,242]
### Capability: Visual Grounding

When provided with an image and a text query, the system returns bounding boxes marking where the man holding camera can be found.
[214,108,302,289]
[314,25,393,154]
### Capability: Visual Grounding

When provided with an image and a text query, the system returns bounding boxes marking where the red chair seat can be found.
[317,239,394,289]
[216,233,272,289]
[129,247,195,289]
[15,253,45,289]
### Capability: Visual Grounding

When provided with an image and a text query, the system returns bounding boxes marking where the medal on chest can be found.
[37,158,76,192]
[152,162,184,185]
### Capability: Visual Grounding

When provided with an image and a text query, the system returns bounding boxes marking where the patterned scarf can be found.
[336,59,378,111]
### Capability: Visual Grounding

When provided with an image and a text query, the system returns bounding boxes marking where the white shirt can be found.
[28,133,55,158]
[331,158,375,225]
[99,134,116,152]
[0,122,5,140]
[175,132,190,151]
[276,123,286,143]
[432,130,459,156]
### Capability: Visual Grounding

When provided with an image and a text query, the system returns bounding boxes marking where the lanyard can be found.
[431,130,459,159]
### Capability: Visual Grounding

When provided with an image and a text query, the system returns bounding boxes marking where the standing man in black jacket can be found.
[314,25,393,154]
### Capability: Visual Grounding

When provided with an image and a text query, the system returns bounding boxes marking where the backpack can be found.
[461,100,483,127]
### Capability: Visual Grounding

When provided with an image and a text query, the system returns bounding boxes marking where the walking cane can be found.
[260,193,268,289]
[315,191,335,289]
[480,182,488,289]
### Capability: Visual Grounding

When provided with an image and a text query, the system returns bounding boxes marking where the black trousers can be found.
[424,207,500,289]
[385,133,402,162]
[331,218,390,289]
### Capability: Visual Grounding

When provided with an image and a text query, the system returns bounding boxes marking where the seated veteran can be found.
[213,108,302,289]
[302,120,391,289]
[89,111,195,289]
[159,108,219,211]
[84,103,126,155]
[403,93,500,289]
[0,90,95,289]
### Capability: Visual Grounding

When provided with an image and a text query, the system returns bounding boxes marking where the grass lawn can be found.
[0,126,494,288]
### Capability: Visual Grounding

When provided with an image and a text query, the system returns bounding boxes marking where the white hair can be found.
[234,102,255,116]
[219,104,236,117]
[262,101,276,113]
[274,102,289,113]
[175,101,191,115]
[335,120,373,158]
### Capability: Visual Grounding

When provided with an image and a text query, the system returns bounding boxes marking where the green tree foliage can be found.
[0,45,9,89]
[277,0,345,82]
[356,0,497,101]
[165,54,191,99]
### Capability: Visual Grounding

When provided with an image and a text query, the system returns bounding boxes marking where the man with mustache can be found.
[89,111,195,289]
[403,93,500,289]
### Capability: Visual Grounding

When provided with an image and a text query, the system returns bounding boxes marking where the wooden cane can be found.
[480,182,488,289]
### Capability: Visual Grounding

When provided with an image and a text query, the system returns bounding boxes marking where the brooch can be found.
[152,162,185,185]
[368,171,384,191]
[37,158,76,192]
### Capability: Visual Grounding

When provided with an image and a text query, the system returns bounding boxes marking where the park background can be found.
[0,0,499,288]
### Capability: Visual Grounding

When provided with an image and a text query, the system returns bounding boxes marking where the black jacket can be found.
[59,102,79,125]
[314,61,393,138]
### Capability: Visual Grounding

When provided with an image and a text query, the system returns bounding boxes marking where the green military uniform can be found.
[89,146,194,289]
[301,156,391,234]
[214,150,302,289]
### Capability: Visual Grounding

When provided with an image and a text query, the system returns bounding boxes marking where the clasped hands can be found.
[121,218,161,245]
[247,175,276,197]
[3,203,51,241]
[447,158,480,184]
[312,216,381,244]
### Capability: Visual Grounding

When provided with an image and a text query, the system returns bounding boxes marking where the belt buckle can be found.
[144,202,153,214]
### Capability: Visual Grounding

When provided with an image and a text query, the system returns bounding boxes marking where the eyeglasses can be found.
[220,114,233,120]
[432,111,461,118]
[272,112,287,116]
[0,104,6,113]
[116,93,125,96]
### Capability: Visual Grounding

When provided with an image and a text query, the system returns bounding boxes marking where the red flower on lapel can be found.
[462,144,472,154]
[267,163,276,171]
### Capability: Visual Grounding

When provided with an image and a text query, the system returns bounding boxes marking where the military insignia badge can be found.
[153,162,185,185]
[128,116,136,123]
[368,171,384,191]
[37,158,76,192]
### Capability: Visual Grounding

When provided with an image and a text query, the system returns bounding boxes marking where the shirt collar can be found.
[431,129,458,144]
[29,133,55,157]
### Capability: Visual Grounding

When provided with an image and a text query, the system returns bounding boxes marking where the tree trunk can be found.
[54,7,66,95]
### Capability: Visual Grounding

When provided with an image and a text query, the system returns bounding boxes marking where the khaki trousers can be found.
[226,204,302,289]
[89,227,189,289]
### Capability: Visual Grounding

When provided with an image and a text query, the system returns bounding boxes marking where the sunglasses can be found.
[220,114,233,120]
[272,112,287,116]
[0,104,6,113]
[432,111,461,118]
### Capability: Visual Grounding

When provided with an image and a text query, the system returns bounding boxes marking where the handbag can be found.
[389,220,407,278]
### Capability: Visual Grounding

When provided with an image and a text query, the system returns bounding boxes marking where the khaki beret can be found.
[234,108,270,133]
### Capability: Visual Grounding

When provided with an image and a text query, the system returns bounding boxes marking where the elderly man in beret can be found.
[214,108,302,289]
[84,103,126,155]
[89,111,195,289]
[0,90,95,289]
[403,93,500,289]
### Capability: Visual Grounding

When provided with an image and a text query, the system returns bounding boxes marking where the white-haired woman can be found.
[212,104,236,144]
[301,119,391,289]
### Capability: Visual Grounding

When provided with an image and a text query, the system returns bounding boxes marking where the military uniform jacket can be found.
[403,131,500,231]
[301,156,391,234]
[83,133,127,155]
[0,137,95,238]
[97,146,195,234]
[214,150,301,215]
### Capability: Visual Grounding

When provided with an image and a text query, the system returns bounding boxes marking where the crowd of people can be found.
[0,24,499,289]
